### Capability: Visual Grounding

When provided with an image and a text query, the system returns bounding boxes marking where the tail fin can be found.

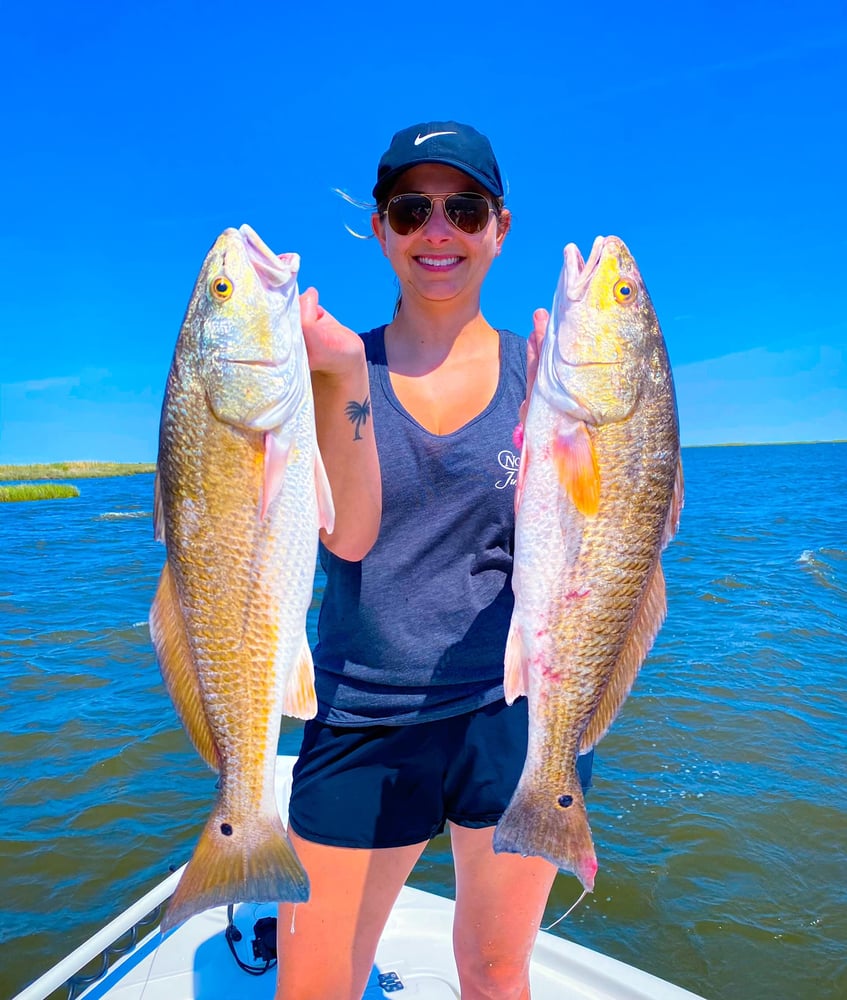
[161,805,309,933]
[493,777,598,892]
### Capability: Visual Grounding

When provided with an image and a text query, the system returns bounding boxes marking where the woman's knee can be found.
[454,944,531,1000]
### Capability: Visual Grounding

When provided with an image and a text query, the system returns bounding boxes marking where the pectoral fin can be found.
[552,422,600,517]
[261,429,293,519]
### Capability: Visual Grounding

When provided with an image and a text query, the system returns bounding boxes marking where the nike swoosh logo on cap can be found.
[414,131,458,145]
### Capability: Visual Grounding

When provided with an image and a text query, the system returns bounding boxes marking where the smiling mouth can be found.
[415,255,462,268]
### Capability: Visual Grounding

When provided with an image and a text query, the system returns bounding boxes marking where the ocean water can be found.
[1,443,845,1000]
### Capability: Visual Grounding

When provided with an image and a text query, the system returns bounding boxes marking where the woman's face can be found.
[371,163,510,309]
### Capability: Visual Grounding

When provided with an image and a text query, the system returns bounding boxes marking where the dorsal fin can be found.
[149,563,220,772]
[581,559,667,751]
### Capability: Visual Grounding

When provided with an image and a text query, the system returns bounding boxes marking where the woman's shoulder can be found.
[497,328,528,378]
[359,325,388,364]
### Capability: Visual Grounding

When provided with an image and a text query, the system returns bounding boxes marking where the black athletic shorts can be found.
[287,698,595,849]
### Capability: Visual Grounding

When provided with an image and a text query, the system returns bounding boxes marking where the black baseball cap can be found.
[372,121,504,204]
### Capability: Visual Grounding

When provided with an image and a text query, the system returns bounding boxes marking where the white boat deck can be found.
[13,757,708,1000]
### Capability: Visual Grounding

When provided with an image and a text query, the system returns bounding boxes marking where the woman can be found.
[275,121,592,1000]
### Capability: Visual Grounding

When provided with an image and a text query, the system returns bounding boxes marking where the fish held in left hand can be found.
[150,224,334,932]
[494,235,683,891]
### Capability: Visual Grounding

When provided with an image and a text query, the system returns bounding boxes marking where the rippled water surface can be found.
[2,445,846,999]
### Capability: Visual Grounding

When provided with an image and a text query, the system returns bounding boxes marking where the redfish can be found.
[494,236,683,891]
[150,225,334,930]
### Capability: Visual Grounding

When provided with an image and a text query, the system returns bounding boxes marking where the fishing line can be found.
[541,888,589,931]
[134,922,166,1000]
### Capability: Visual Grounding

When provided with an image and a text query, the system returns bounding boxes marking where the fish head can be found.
[178,224,307,432]
[538,235,661,426]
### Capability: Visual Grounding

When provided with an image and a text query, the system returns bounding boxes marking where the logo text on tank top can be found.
[495,450,520,489]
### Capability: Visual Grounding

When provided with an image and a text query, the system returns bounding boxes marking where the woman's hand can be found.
[299,287,364,379]
[519,308,547,427]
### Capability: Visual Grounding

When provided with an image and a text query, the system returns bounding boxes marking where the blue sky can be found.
[1,1,845,463]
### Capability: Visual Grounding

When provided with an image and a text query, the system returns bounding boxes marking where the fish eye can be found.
[613,278,637,304]
[210,276,233,300]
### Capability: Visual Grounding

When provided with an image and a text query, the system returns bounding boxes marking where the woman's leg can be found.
[274,830,427,1000]
[450,822,558,1000]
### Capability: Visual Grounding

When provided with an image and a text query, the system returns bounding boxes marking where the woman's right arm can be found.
[300,287,381,562]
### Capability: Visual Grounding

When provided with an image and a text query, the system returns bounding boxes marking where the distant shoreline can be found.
[0,442,842,485]
[0,461,156,482]
[682,440,845,449]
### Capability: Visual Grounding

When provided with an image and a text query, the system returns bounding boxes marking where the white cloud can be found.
[2,369,112,398]
[4,374,82,395]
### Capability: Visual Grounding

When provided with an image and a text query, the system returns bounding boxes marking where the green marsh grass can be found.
[0,483,81,502]
[0,461,155,481]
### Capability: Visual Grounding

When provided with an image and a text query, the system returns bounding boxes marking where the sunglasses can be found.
[384,191,497,236]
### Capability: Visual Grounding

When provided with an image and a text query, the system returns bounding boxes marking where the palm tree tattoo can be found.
[344,397,371,441]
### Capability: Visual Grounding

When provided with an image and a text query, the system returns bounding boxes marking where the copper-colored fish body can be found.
[150,225,334,931]
[494,236,683,890]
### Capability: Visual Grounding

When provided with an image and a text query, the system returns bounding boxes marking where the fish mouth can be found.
[237,224,300,289]
[563,234,632,301]
[563,236,607,301]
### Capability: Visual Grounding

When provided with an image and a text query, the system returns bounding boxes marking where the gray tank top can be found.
[313,325,527,726]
